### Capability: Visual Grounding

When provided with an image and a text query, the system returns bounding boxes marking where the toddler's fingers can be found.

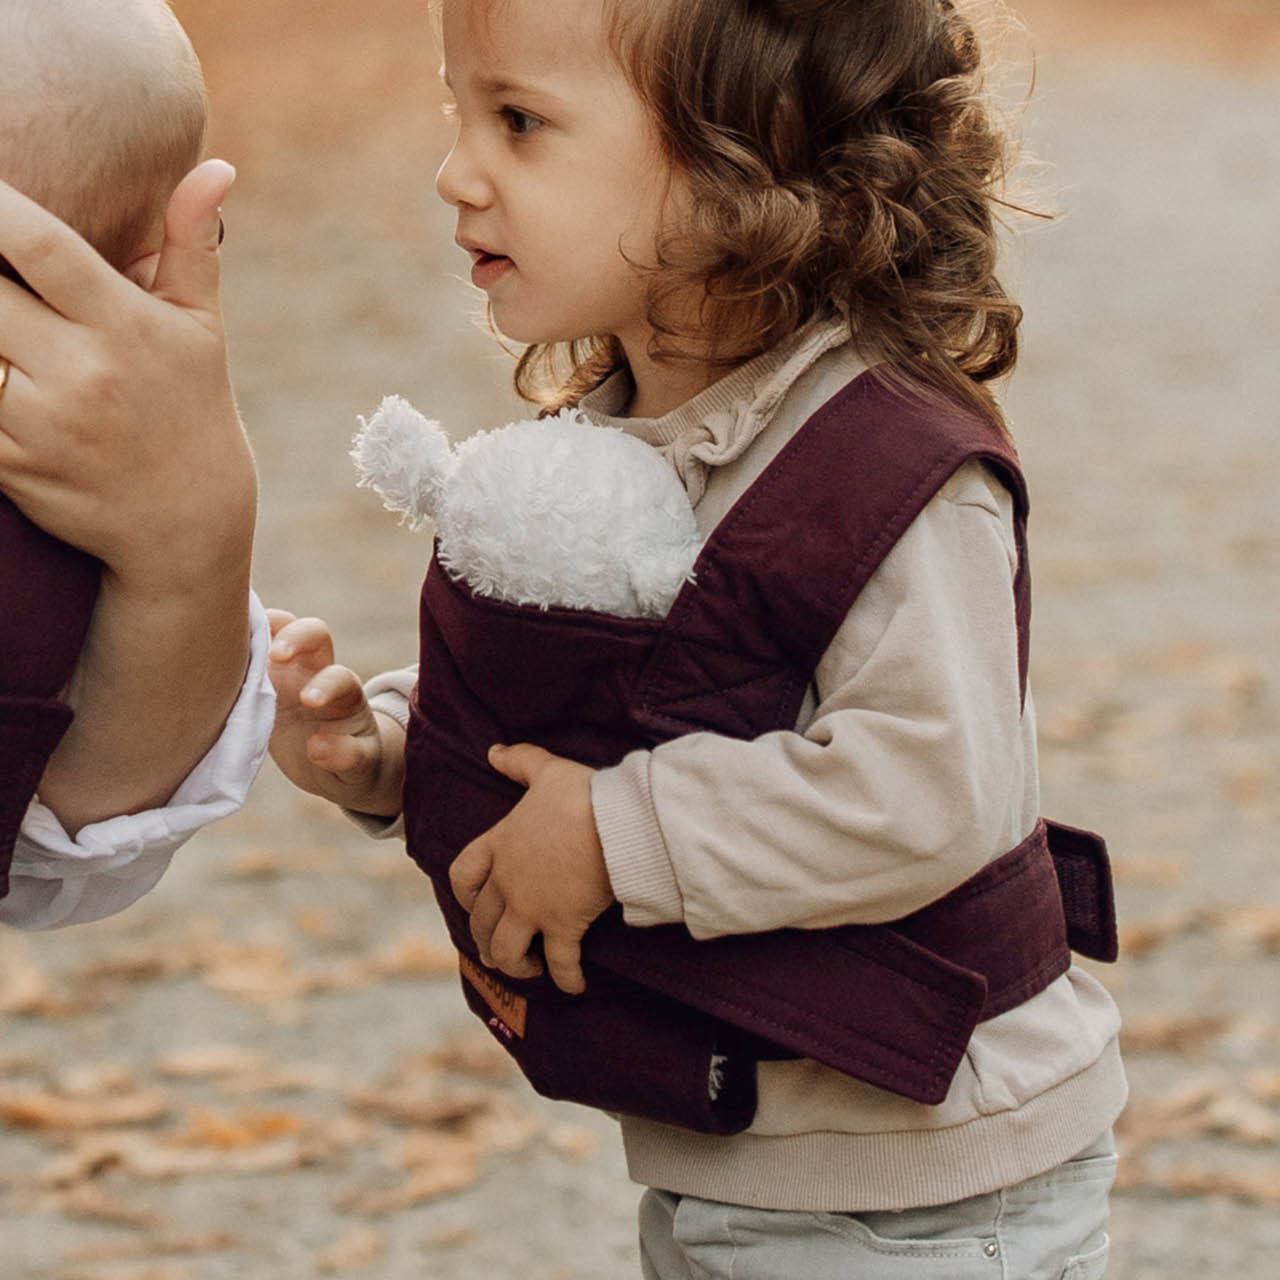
[298,664,366,715]
[265,608,297,639]
[542,933,587,996]
[467,878,506,969]
[449,839,493,914]
[268,616,336,667]
[305,730,378,782]
[487,913,543,980]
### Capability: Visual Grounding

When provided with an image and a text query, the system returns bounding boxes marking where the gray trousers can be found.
[639,1132,1116,1280]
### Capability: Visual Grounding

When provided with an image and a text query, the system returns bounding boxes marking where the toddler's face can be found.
[435,0,684,356]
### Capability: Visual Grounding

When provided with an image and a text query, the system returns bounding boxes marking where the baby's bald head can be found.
[0,0,207,271]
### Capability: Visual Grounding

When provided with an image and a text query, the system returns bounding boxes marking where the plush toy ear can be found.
[350,394,455,529]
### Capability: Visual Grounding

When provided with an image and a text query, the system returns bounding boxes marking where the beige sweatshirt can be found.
[360,321,1126,1212]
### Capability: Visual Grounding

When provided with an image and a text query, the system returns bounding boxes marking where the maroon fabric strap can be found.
[0,496,101,895]
[636,370,1030,740]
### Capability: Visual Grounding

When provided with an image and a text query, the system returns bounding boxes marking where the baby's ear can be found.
[350,395,454,529]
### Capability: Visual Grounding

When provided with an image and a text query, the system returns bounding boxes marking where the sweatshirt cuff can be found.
[592,750,684,926]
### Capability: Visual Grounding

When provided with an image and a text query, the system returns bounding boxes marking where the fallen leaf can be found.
[315,1226,386,1271]
[35,1184,160,1229]
[156,1045,262,1080]
[60,1235,238,1264]
[171,1106,304,1149]
[545,1124,598,1162]
[336,1151,479,1215]
[1246,1070,1280,1102]
[370,935,460,979]
[349,1084,493,1129]
[1120,1015,1230,1054]
[0,1088,170,1131]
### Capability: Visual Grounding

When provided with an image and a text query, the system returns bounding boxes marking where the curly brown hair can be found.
[513,0,1029,427]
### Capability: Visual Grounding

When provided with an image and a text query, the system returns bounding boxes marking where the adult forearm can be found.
[38,531,255,833]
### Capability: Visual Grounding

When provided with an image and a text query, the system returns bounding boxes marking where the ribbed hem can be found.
[619,1037,1127,1212]
[592,751,684,926]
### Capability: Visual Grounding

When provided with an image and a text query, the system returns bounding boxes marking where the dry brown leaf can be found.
[1246,1070,1280,1102]
[1202,1094,1280,1145]
[0,1088,170,1131]
[456,1093,544,1153]
[1131,1162,1280,1206]
[156,1044,262,1079]
[47,1267,195,1280]
[415,1034,516,1081]
[1120,1014,1230,1054]
[1117,910,1198,956]
[216,1061,342,1096]
[349,1083,494,1129]
[34,1130,316,1182]
[1210,905,1280,952]
[57,1063,138,1099]
[387,1130,482,1172]
[219,847,338,879]
[1110,855,1186,888]
[315,1226,386,1271]
[171,1105,304,1149]
[337,1149,480,1215]
[35,1184,160,1229]
[370,935,460,979]
[0,932,74,1016]
[419,1225,474,1252]
[61,1235,238,1265]
[545,1123,598,1162]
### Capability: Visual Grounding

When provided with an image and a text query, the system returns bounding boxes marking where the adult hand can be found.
[0,161,262,831]
[0,160,255,588]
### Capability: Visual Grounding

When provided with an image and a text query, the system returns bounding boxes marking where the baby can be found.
[0,0,209,881]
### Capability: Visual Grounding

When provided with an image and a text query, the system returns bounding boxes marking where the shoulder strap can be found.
[635,370,1030,739]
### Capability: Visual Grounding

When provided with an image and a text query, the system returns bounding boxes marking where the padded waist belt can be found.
[407,732,1116,1132]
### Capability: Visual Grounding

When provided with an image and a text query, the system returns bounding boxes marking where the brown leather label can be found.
[459,952,528,1039]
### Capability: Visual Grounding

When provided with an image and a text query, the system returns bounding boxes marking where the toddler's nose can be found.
[435,139,491,210]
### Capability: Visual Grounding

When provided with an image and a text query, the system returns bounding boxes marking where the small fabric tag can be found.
[459,953,528,1038]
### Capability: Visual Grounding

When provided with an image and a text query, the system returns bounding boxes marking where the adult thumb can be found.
[149,158,236,311]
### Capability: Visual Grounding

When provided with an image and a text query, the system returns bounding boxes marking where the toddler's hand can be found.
[450,744,614,995]
[266,610,404,815]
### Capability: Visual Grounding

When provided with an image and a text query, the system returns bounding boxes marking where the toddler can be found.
[269,1,1126,1276]
[0,0,209,891]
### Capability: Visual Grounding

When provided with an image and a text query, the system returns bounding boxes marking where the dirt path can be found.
[1,4,1277,1277]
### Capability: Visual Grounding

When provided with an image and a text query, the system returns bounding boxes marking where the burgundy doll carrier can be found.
[0,498,100,894]
[401,371,1116,1134]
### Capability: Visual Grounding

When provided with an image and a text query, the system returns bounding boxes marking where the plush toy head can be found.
[351,396,703,619]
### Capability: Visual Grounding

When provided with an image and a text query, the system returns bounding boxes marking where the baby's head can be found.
[0,0,207,280]
[443,0,1020,424]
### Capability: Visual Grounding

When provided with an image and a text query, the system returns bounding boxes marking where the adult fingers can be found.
[543,933,587,996]
[0,180,124,324]
[450,839,494,913]
[487,742,554,788]
[149,160,235,317]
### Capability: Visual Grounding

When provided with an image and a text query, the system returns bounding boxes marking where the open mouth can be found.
[469,250,513,289]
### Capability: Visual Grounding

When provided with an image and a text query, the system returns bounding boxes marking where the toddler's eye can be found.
[500,106,542,136]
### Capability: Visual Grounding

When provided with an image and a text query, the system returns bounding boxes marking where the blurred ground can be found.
[1,1,1278,1276]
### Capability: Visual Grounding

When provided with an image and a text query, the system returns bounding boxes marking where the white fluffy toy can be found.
[350,396,703,619]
